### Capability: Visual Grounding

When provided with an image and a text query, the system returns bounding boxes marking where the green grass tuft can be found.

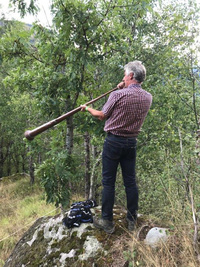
[0,174,60,266]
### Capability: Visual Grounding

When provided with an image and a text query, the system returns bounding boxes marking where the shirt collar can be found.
[128,83,141,89]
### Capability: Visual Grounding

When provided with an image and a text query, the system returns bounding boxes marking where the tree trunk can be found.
[89,149,102,200]
[65,116,74,155]
[38,152,42,165]
[0,138,9,178]
[178,128,200,260]
[0,160,3,178]
[6,149,11,176]
[29,154,35,185]
[21,151,26,173]
[26,146,35,184]
[84,132,90,199]
[196,120,200,164]
[65,96,74,155]
[14,155,20,174]
[65,96,75,192]
[0,146,4,178]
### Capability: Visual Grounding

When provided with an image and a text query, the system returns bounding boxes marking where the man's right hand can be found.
[117,82,125,89]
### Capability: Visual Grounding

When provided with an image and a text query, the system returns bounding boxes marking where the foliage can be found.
[0,0,200,216]
[0,0,200,264]
[133,1,200,221]
[0,21,33,176]
[36,150,77,208]
[9,0,39,17]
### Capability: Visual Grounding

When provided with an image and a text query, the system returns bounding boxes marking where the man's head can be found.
[123,61,146,87]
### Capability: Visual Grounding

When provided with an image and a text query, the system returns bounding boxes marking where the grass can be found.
[0,173,60,266]
[123,202,200,267]
[126,224,199,267]
[1,173,200,267]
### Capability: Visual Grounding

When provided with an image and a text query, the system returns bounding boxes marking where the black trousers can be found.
[101,133,138,221]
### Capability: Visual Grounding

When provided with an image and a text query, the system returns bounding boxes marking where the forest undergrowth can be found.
[0,173,200,267]
[0,174,60,266]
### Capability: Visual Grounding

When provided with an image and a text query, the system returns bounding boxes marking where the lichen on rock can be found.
[4,206,130,267]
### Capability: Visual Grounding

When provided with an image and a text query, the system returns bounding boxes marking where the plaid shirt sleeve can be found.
[101,93,117,117]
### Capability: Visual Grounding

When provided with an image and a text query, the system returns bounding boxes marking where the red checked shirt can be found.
[102,84,152,137]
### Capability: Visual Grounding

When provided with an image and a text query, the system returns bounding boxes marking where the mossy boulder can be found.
[4,206,133,267]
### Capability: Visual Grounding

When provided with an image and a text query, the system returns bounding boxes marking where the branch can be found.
[178,127,200,261]
[89,151,102,199]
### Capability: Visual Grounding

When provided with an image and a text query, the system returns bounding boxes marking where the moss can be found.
[85,225,93,231]
[80,231,90,240]
[50,239,59,249]
[94,230,107,242]
[5,206,134,267]
[71,231,77,238]
[19,240,49,266]
[53,225,59,232]
[49,230,86,258]
[37,230,45,241]
[78,249,114,267]
[48,250,61,260]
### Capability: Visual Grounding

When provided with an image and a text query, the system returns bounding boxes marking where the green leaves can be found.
[9,0,39,17]
[1,0,200,211]
[37,151,75,208]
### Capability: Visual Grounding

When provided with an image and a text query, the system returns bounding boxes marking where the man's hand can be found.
[117,81,125,89]
[80,105,87,111]
[80,104,105,120]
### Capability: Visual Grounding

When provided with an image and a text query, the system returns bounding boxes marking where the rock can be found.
[4,206,130,267]
[144,227,169,247]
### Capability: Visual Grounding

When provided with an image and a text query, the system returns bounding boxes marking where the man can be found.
[81,60,152,233]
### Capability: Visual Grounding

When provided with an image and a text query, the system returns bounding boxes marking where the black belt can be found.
[107,132,137,139]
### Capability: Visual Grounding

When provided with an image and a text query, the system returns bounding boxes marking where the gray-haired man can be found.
[81,61,152,233]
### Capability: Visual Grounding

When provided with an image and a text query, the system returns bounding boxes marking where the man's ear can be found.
[130,72,134,79]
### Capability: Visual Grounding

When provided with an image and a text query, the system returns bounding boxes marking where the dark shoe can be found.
[93,217,115,234]
[126,218,136,231]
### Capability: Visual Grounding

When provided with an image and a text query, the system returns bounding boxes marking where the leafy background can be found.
[0,0,200,265]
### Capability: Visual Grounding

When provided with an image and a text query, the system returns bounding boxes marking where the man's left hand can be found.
[80,105,87,111]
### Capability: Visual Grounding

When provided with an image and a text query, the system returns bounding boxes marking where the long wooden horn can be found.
[24,87,118,140]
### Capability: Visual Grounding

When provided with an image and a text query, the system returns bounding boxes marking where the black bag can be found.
[63,200,97,228]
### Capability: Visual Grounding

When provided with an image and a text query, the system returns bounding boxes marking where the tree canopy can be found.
[0,0,199,214]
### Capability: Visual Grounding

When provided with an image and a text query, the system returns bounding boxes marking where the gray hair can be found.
[124,61,146,83]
